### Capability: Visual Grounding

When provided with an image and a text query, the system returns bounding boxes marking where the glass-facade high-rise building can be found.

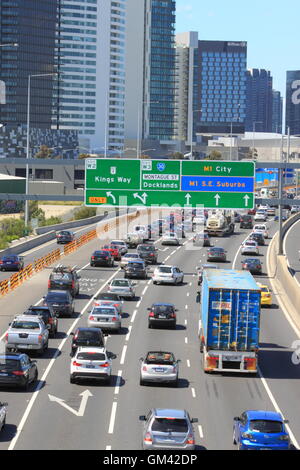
[54,0,126,151]
[272,90,283,134]
[286,70,300,135]
[245,69,273,132]
[0,0,57,128]
[196,40,247,135]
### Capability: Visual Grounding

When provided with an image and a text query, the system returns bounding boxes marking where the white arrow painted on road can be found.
[133,192,148,204]
[48,390,93,417]
[214,194,220,206]
[106,192,116,204]
[185,193,192,205]
[243,195,250,207]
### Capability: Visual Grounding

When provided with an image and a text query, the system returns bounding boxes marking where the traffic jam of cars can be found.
[0,202,295,451]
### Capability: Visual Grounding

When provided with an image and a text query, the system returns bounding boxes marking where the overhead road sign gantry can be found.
[85,159,255,209]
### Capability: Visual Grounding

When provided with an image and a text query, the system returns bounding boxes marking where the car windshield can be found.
[249,420,283,434]
[157,267,172,273]
[0,359,20,369]
[46,293,68,302]
[151,418,188,433]
[112,280,130,287]
[11,321,40,329]
[76,352,106,361]
[146,352,175,364]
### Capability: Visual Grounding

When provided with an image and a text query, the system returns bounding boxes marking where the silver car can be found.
[0,402,7,431]
[140,351,180,386]
[87,306,121,331]
[110,240,128,255]
[139,408,198,450]
[120,252,141,268]
[161,232,180,245]
[107,278,136,299]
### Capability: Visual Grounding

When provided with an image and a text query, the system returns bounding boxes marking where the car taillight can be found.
[12,370,25,376]
[142,366,147,371]
[170,313,176,318]
[186,435,195,445]
[89,316,95,321]
[48,318,54,324]
[38,334,43,343]
[4,333,8,343]
[100,362,110,368]
[149,312,155,317]
[0,261,3,265]
[72,361,82,367]
[92,256,95,260]
[48,280,51,288]
[112,317,118,322]
[144,432,152,443]
[72,281,75,289]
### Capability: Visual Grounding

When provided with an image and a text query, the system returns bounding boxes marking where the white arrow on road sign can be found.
[48,390,93,417]
[214,194,220,206]
[133,192,148,204]
[106,192,116,204]
[185,193,192,205]
[243,195,250,207]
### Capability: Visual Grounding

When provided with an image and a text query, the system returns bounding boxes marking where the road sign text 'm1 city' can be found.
[85,159,255,209]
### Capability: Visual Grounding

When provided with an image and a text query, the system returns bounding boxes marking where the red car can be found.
[248,209,256,215]
[102,245,121,261]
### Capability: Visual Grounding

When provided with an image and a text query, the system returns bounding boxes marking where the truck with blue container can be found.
[199,269,261,374]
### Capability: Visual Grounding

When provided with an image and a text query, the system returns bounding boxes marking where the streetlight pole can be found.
[24,72,57,227]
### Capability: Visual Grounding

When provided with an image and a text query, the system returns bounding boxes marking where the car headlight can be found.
[242,432,256,441]
[278,435,289,441]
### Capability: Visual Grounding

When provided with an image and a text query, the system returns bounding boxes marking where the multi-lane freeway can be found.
[0,211,300,450]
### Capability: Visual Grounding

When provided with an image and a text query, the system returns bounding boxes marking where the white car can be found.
[132,225,149,241]
[258,204,269,211]
[153,265,184,285]
[254,211,267,222]
[161,232,180,245]
[241,240,260,255]
[291,205,300,214]
[70,347,112,384]
[266,207,276,216]
[120,252,141,268]
[253,224,269,239]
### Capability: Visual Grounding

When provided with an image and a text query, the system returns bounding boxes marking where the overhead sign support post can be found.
[85,159,255,210]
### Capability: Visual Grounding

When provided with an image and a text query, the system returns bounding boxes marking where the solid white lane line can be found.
[186,292,190,297]
[114,370,122,395]
[120,345,127,365]
[187,360,191,368]
[131,310,137,324]
[147,279,151,285]
[125,325,132,342]
[198,425,204,439]
[108,402,118,434]
[185,337,188,344]
[136,300,141,308]
[171,250,176,255]
[191,388,196,398]
[258,367,299,449]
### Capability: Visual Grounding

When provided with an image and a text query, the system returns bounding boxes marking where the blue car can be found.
[0,255,24,271]
[233,410,290,450]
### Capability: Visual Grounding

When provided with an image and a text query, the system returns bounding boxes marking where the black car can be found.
[23,305,58,338]
[249,232,265,246]
[124,261,148,279]
[48,266,80,297]
[242,258,263,274]
[0,353,38,390]
[148,303,177,329]
[43,290,75,317]
[240,215,253,229]
[56,230,75,244]
[70,327,106,357]
[137,244,158,264]
[0,255,24,271]
[90,250,114,267]
[207,247,227,262]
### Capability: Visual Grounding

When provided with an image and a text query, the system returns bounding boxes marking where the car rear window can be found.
[112,280,129,287]
[97,294,120,301]
[2,256,18,261]
[51,273,72,281]
[127,262,144,269]
[138,246,154,252]
[11,321,40,329]
[76,330,100,340]
[146,352,175,364]
[157,267,172,273]
[152,305,174,314]
[46,292,68,302]
[25,309,50,320]
[151,418,188,433]
[92,308,116,316]
[0,359,20,369]
[76,352,106,361]
[249,420,283,434]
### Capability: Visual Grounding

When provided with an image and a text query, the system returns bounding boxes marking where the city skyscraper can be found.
[54,0,126,152]
[0,0,57,128]
[245,69,273,132]
[195,40,247,136]
[272,90,283,134]
[125,0,176,147]
[286,70,300,135]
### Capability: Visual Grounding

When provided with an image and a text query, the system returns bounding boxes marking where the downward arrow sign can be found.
[48,390,93,417]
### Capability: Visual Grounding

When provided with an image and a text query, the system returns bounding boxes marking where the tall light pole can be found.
[24,72,57,227]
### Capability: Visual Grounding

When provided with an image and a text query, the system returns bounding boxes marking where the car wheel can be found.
[140,377,144,386]
[153,281,157,285]
[70,375,76,384]
[90,263,94,267]
[105,376,111,385]
[22,379,30,391]
[233,429,237,445]
[33,369,38,384]
[148,323,152,329]
[1,417,6,431]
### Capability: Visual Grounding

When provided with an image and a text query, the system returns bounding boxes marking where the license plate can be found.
[159,315,166,319]
[0,373,8,376]
[85,365,95,369]
[154,368,164,373]
[223,356,240,362]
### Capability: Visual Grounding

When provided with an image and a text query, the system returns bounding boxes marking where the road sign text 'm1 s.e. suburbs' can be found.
[85,159,255,209]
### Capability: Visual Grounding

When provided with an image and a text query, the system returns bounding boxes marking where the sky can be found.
[176,0,299,99]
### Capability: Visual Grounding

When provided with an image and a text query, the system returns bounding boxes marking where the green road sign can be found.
[85,159,255,209]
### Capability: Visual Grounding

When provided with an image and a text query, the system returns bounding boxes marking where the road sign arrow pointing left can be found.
[48,390,93,417]
[106,192,116,204]
[133,193,148,204]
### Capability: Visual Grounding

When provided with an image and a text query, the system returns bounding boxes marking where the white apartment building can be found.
[53,0,126,152]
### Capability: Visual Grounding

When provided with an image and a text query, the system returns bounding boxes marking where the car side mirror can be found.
[77,275,81,279]
[234,417,240,421]
[191,418,198,423]
[139,415,146,421]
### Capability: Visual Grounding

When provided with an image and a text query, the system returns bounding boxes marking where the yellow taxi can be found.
[257,283,272,307]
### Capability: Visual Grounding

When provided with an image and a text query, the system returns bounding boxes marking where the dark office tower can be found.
[272,90,283,133]
[286,71,300,135]
[148,0,176,141]
[245,69,273,132]
[196,41,247,135]
[0,0,57,128]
